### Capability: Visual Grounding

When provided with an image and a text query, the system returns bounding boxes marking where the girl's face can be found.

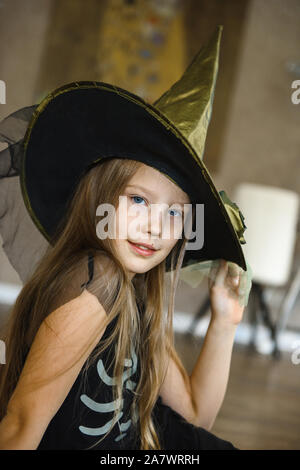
[113,164,191,279]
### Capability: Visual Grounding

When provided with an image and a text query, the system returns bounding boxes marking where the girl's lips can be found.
[127,240,156,256]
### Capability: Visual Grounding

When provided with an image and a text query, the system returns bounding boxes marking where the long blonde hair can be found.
[0,157,194,450]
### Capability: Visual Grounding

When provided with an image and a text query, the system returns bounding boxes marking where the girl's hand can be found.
[208,259,245,326]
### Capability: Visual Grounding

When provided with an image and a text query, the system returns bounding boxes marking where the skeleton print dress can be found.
[38,252,237,450]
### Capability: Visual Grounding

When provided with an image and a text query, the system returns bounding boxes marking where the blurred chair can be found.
[187,182,299,359]
[234,183,299,358]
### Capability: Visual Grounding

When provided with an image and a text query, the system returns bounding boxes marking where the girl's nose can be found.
[148,204,175,239]
[147,207,162,237]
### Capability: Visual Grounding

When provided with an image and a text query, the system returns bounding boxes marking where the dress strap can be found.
[80,251,94,289]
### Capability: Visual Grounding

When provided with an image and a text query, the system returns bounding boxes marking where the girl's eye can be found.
[169,207,183,218]
[131,196,146,205]
[130,196,182,217]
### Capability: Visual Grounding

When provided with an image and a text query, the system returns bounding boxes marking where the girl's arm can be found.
[159,322,236,430]
[159,260,244,430]
[188,318,237,429]
[0,289,108,449]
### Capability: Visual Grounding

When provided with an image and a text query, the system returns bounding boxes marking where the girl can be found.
[0,27,251,450]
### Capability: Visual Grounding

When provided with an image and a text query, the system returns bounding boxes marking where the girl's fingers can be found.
[227,262,241,287]
[209,260,244,291]
[238,269,248,299]
[228,262,240,278]
[213,259,229,286]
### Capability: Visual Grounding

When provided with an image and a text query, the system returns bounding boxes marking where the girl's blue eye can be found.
[132,196,146,205]
[131,196,182,217]
[169,208,182,217]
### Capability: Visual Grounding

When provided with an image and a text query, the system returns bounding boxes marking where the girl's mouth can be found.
[127,240,156,256]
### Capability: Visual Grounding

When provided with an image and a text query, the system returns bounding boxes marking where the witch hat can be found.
[0,25,248,280]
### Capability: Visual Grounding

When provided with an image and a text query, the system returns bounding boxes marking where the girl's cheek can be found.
[168,217,184,240]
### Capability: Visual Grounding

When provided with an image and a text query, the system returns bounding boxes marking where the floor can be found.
[175,332,300,450]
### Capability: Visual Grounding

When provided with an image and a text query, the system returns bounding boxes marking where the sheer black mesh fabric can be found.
[0,105,49,283]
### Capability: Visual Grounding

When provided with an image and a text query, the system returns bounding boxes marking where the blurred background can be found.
[0,0,299,449]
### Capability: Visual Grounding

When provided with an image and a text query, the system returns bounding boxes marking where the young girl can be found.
[0,27,251,450]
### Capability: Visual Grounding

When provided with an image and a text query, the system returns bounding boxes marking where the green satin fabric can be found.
[218,190,247,245]
[154,26,222,163]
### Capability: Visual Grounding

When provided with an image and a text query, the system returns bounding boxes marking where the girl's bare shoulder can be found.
[45,288,108,339]
[44,253,110,339]
[47,252,110,322]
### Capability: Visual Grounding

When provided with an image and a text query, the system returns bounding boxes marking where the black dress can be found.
[38,252,237,450]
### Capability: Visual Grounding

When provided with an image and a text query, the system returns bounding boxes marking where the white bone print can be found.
[79,343,138,442]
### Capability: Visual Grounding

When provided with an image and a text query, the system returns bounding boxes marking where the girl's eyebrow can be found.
[126,184,187,207]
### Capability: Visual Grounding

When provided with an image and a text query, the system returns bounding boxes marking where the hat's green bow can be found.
[219,190,247,245]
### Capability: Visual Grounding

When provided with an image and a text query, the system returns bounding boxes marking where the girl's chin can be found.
[125,261,152,274]
[123,258,158,277]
